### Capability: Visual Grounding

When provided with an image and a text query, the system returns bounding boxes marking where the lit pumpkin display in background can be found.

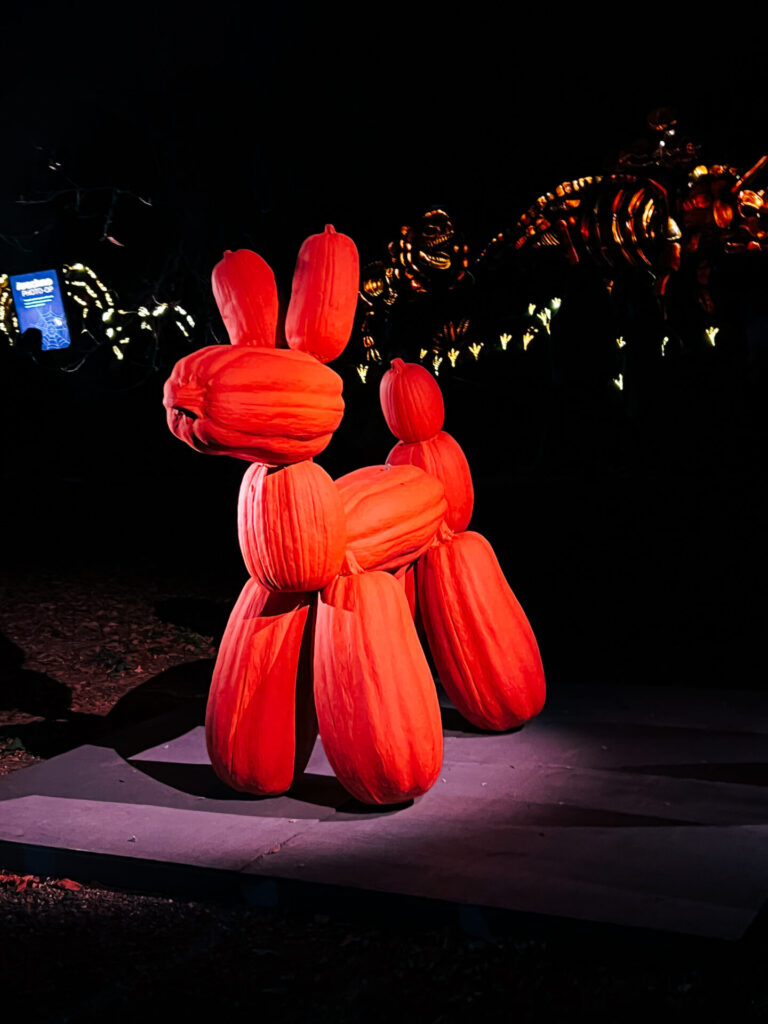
[163,345,344,464]
[211,249,279,347]
[165,228,546,805]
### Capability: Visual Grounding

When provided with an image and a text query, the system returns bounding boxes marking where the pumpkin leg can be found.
[417,531,545,731]
[313,570,443,805]
[205,580,315,794]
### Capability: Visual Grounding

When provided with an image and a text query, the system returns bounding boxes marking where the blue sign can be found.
[10,269,71,350]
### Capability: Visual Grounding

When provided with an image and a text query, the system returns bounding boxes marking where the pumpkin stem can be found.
[324,224,336,234]
[391,358,405,372]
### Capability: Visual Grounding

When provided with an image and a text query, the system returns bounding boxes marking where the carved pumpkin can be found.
[206,581,317,795]
[379,358,445,442]
[238,461,347,592]
[286,225,360,363]
[163,345,344,464]
[418,530,545,731]
[313,569,443,804]
[335,464,446,572]
[211,249,279,347]
[386,430,474,532]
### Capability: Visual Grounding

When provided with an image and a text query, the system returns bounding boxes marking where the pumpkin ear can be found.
[211,249,279,347]
[285,224,360,363]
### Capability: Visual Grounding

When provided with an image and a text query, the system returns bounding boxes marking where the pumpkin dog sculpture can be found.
[163,226,545,805]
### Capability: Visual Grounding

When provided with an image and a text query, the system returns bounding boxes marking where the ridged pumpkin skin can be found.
[387,431,474,532]
[335,464,447,572]
[285,225,360,363]
[418,531,545,731]
[205,581,317,794]
[380,359,445,442]
[238,461,347,591]
[313,570,443,804]
[211,249,278,347]
[163,345,344,464]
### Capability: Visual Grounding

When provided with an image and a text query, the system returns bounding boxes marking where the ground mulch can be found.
[0,566,766,1021]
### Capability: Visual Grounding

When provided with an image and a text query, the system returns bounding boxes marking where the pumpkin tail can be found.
[205,580,314,794]
[417,530,545,731]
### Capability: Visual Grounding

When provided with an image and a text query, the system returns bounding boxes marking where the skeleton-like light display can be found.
[163,226,545,805]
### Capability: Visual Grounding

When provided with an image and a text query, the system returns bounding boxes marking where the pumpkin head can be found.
[163,344,344,464]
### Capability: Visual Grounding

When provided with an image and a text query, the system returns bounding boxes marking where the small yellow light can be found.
[106,327,115,338]
[613,373,624,391]
[616,336,626,349]
[705,326,719,347]
[448,348,460,366]
[152,303,168,317]
[499,332,512,351]
[138,306,150,318]
[550,297,562,311]
[175,320,189,338]
[432,354,443,375]
[468,342,483,360]
[102,309,114,322]
[691,165,709,179]
[356,364,368,383]
[419,348,428,360]
[528,302,536,316]
[536,309,552,333]
[112,345,124,360]
[120,336,130,345]
[522,331,535,351]
[661,336,669,356]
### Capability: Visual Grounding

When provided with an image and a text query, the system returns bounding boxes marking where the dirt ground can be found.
[1,566,766,1021]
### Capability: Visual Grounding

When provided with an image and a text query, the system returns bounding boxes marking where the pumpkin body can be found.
[418,530,545,731]
[379,358,445,442]
[285,225,359,363]
[163,345,344,464]
[238,461,347,592]
[211,249,279,347]
[387,431,474,532]
[313,570,443,804]
[335,464,446,572]
[205,581,317,794]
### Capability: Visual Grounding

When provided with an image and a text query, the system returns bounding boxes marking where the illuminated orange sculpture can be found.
[164,225,545,805]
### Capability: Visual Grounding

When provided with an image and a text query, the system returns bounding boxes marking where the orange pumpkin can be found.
[335,464,446,572]
[238,461,347,591]
[417,530,545,731]
[386,430,474,532]
[163,345,344,464]
[211,249,279,347]
[205,581,317,794]
[313,569,443,804]
[285,225,360,363]
[379,358,445,442]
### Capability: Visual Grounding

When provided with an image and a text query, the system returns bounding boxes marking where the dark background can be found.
[2,5,766,690]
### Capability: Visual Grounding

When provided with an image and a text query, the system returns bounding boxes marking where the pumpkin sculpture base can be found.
[0,680,763,941]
